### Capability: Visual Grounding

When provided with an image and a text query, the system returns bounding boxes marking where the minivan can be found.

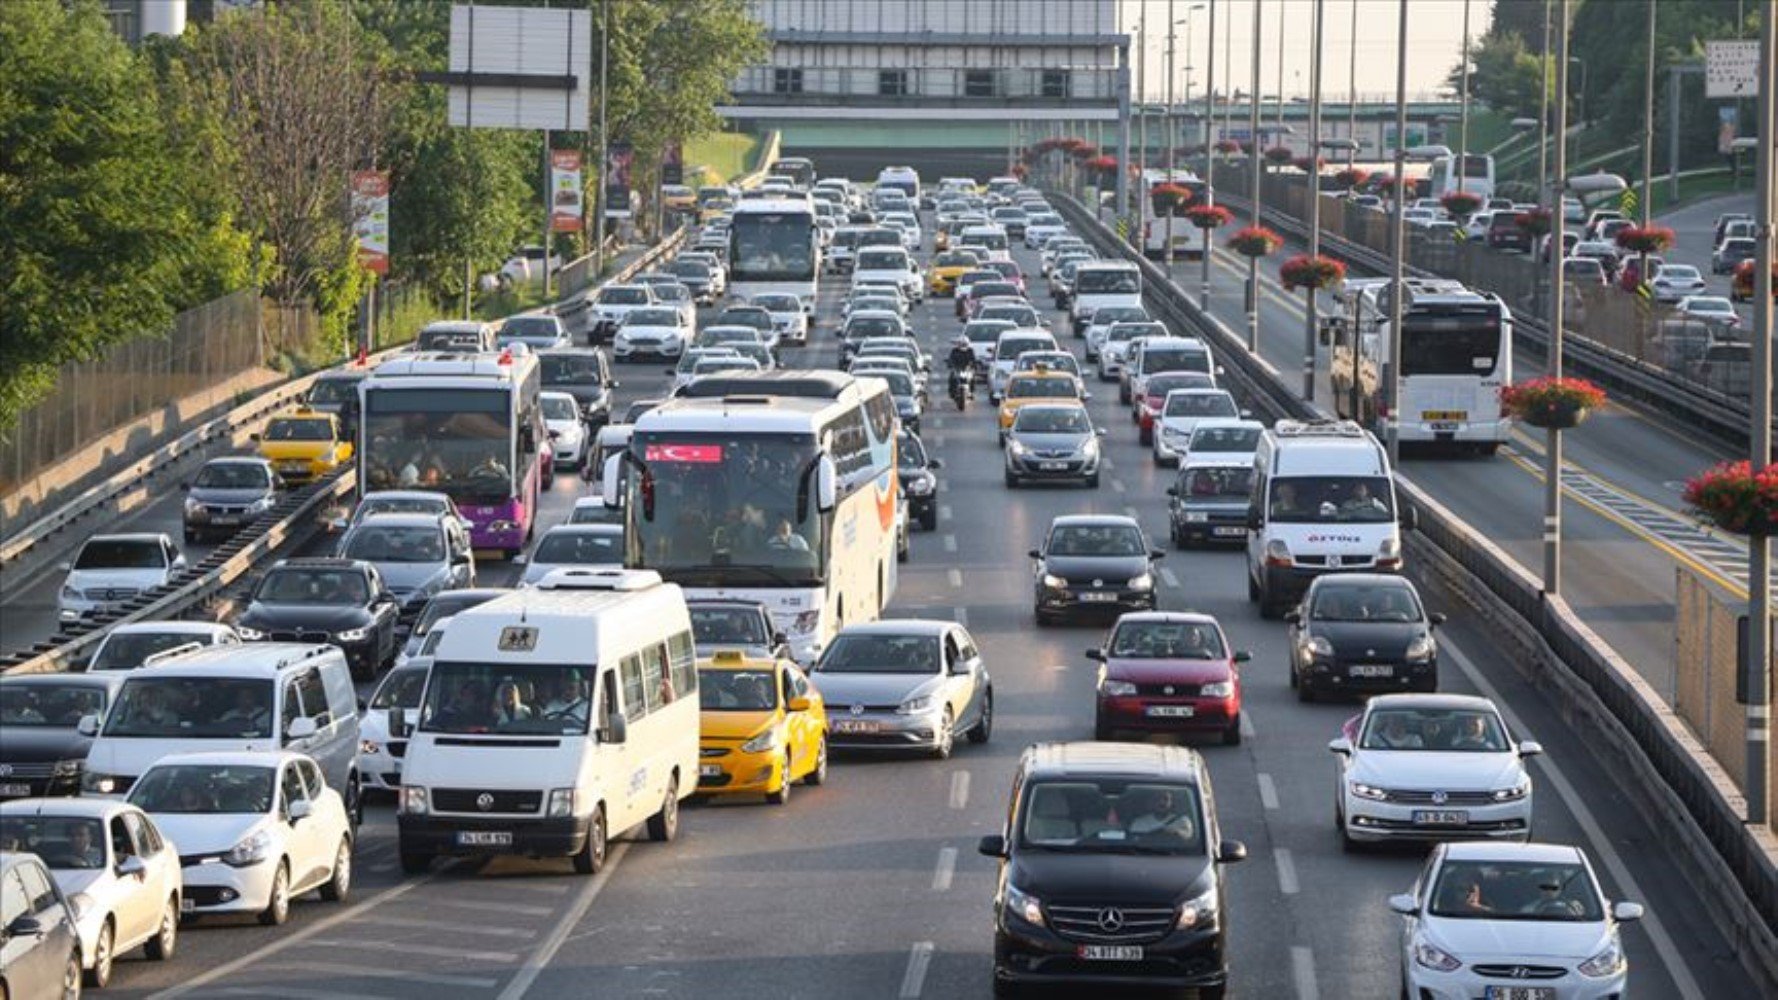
[1070,262,1144,334]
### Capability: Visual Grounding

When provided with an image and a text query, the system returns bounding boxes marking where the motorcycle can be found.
[948,366,972,411]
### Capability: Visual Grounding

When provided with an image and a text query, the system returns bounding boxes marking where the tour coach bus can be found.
[728,198,820,314]
[394,571,698,875]
[601,371,898,664]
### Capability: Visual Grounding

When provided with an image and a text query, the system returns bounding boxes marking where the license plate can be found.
[209,516,240,526]
[1079,592,1119,603]
[180,897,195,913]
[1413,810,1469,825]
[1486,989,1555,1000]
[1212,526,1245,537]
[1428,421,1460,432]
[1421,410,1469,421]
[1350,664,1394,678]
[0,783,30,797]
[456,831,512,847]
[278,461,306,471]
[1039,462,1067,471]
[1078,945,1143,961]
[1146,705,1196,718]
[699,764,723,778]
[833,720,880,734]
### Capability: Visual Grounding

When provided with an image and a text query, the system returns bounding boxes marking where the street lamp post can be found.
[1303,0,1325,403]
[1458,0,1471,200]
[1744,0,1775,827]
[1248,0,1263,352]
[1386,0,1409,466]
[1640,0,1655,229]
[1539,0,1552,207]
[1201,0,1218,309]
[1545,0,1571,594]
[1347,0,1359,168]
[1570,56,1587,128]
[1166,0,1177,267]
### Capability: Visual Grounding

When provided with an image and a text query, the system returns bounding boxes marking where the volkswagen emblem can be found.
[1431,790,1448,805]
[0,764,11,777]
[476,792,495,812]
[1092,579,1104,588]
[851,704,865,716]
[1512,966,1529,980]
[1163,685,1175,695]
[1096,908,1126,932]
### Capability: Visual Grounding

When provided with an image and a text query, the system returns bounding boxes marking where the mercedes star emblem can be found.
[476,792,495,812]
[1431,790,1448,805]
[1512,966,1529,980]
[851,704,865,716]
[1096,908,1126,932]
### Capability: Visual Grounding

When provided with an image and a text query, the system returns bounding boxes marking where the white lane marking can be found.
[1274,848,1300,895]
[368,915,538,939]
[1111,479,1127,494]
[932,847,958,891]
[947,568,963,588]
[1291,945,1320,1000]
[943,534,958,552]
[1160,567,1180,589]
[1257,773,1280,811]
[930,416,946,429]
[939,504,953,522]
[949,770,971,810]
[147,871,439,999]
[211,989,393,1000]
[259,962,498,990]
[1441,640,1705,1000]
[1240,713,1256,739]
[429,898,554,916]
[498,841,632,1000]
[313,938,520,963]
[899,941,936,999]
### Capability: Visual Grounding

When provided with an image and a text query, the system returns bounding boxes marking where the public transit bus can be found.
[1330,277,1512,455]
[1425,153,1496,201]
[728,199,820,314]
[1141,168,1209,260]
[358,351,548,554]
[604,371,899,664]
[773,156,817,189]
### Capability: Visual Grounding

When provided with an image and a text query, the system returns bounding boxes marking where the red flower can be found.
[1228,225,1284,258]
[1151,183,1196,209]
[1086,154,1119,173]
[1185,204,1234,230]
[1615,224,1675,255]
[1497,377,1607,428]
[1263,145,1294,164]
[1333,167,1370,188]
[1440,191,1483,217]
[1684,460,1778,535]
[1214,139,1245,155]
[1279,254,1346,291]
[1515,207,1552,237]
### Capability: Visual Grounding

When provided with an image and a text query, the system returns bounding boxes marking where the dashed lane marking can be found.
[368,915,538,939]
[946,568,963,588]
[1291,945,1320,1000]
[1257,773,1280,810]
[949,770,971,810]
[1274,848,1300,895]
[899,942,935,999]
[498,842,632,1000]
[1160,567,1180,589]
[943,534,958,553]
[312,938,520,964]
[932,847,958,891]
[257,962,499,991]
[208,989,393,1000]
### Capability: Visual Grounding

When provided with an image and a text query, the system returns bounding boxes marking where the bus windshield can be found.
[362,388,514,503]
[419,662,593,736]
[729,212,816,282]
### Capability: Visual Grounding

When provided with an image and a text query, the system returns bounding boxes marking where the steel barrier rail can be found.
[1050,189,1778,990]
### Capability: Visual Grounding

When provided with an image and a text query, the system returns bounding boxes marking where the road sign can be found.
[446,5,591,131]
[1706,40,1759,98]
[1619,189,1637,215]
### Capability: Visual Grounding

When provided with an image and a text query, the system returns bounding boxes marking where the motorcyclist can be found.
[946,337,975,409]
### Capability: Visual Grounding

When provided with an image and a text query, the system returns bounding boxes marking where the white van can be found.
[1244,420,1413,618]
[1069,261,1144,334]
[392,570,698,875]
[876,165,921,202]
[989,329,1061,401]
[957,225,1012,262]
[81,643,363,815]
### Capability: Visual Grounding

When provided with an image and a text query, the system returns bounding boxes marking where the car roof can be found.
[143,749,305,770]
[1048,514,1141,529]
[351,512,446,530]
[1363,692,1496,713]
[128,642,341,679]
[1111,610,1219,629]
[103,621,234,638]
[84,533,169,544]
[540,523,623,537]
[1310,572,1415,590]
[1023,741,1205,783]
[1441,841,1584,865]
[275,557,368,571]
[203,456,274,468]
[0,797,139,820]
[834,619,955,637]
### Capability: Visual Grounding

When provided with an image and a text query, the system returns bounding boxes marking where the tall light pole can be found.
[1544,0,1570,594]
[1539,0,1552,206]
[1166,0,1178,266]
[1347,0,1359,168]
[1743,0,1775,827]
[1386,0,1409,465]
[1640,0,1656,228]
[1222,0,1234,140]
[1201,0,1218,309]
[1275,0,1287,135]
[1137,3,1149,242]
[1458,0,1471,196]
[1570,56,1587,128]
[1303,0,1325,403]
[594,1,611,278]
[1248,0,1264,352]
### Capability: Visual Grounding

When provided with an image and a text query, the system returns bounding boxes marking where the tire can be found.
[967,688,993,744]
[647,776,681,840]
[399,848,432,876]
[1337,806,1360,853]
[1247,572,1260,602]
[766,756,794,806]
[143,895,178,961]
[1004,471,1018,489]
[992,973,1022,999]
[804,736,829,786]
[572,806,608,875]
[319,836,353,902]
[257,861,291,927]
[1139,426,1152,446]
[1118,384,1131,404]
[62,949,83,1000]
[919,508,938,531]
[1198,986,1227,1000]
[1085,473,1099,489]
[346,775,363,829]
[84,919,113,988]
[897,534,910,563]
[932,708,956,760]
[1094,716,1113,741]
[1223,716,1243,746]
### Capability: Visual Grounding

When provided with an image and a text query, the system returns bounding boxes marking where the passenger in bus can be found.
[436,679,494,730]
[767,518,809,552]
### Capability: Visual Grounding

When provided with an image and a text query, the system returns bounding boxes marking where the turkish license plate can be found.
[1079,592,1119,603]
[1350,664,1395,678]
[1078,945,1144,961]
[0,783,30,797]
[834,720,881,734]
[456,830,512,847]
[209,515,240,526]
[1413,810,1469,826]
[1212,526,1245,537]
[1428,421,1461,432]
[1486,988,1555,1000]
[1146,705,1196,718]
[1421,410,1468,421]
[699,764,723,778]
[1039,461,1067,471]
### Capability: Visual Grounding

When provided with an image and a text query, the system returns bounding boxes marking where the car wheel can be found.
[346,774,363,829]
[1337,806,1361,853]
[967,688,993,744]
[144,894,178,961]
[399,846,432,876]
[1139,427,1152,446]
[1247,572,1260,602]
[766,756,794,806]
[1094,714,1113,741]
[85,919,113,988]
[897,532,910,563]
[318,835,353,902]
[932,708,955,760]
[62,948,82,1000]
[572,805,608,874]
[992,972,1023,999]
[647,776,682,840]
[258,860,291,926]
[1004,471,1018,489]
[1085,473,1099,489]
[804,737,829,786]
[1223,716,1243,746]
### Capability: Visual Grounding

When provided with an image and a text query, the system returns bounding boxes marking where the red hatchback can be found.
[1089,612,1248,745]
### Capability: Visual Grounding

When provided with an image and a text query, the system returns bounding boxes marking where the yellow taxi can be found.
[699,197,735,224]
[661,184,697,212]
[928,250,985,297]
[255,407,352,484]
[998,368,1086,436]
[696,650,829,804]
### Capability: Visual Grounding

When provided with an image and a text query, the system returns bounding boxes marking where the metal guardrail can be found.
[1050,189,1778,989]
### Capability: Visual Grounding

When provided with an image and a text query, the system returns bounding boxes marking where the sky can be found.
[1120,0,1495,104]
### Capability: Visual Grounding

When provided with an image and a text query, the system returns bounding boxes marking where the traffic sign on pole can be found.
[1705,40,1758,98]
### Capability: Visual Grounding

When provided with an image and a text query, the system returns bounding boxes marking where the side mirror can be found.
[787,695,812,712]
[452,551,472,566]
[5,915,44,939]
[1084,648,1106,661]
[1095,428,1107,437]
[1327,737,1353,755]
[1166,487,1179,497]
[927,458,944,469]
[1239,409,1253,419]
[600,711,629,745]
[1612,901,1645,922]
[1149,549,1166,561]
[1284,610,1301,624]
[1027,548,1041,560]
[116,855,147,879]
[663,368,676,376]
[511,553,528,565]
[1246,510,1263,530]
[387,707,409,739]
[1430,612,1447,626]
[601,452,624,507]
[816,454,838,513]
[1518,740,1544,758]
[78,715,100,736]
[179,482,191,491]
[1216,839,1248,864]
[287,798,313,822]
[1233,650,1252,663]
[1399,505,1420,531]
[1387,893,1419,916]
[1082,392,1094,401]
[249,433,262,442]
[609,379,622,389]
[285,716,318,741]
[58,561,72,573]
[977,834,1007,858]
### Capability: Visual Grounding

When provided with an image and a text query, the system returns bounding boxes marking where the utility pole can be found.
[1223,0,1234,141]
[1539,0,1551,207]
[1386,0,1409,466]
[1166,0,1177,267]
[1304,0,1324,403]
[1544,0,1570,595]
[1743,0,1775,827]
[1641,0,1655,227]
[1248,0,1263,352]
[1458,0,1471,198]
[594,1,610,279]
[1275,0,1286,135]
[1202,0,1217,309]
[1138,2,1149,242]
[1347,0,1358,168]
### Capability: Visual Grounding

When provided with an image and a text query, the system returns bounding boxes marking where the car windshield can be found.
[533,529,623,565]
[0,816,108,870]
[1020,780,1205,854]
[344,525,444,564]
[1077,269,1140,294]
[307,377,359,406]
[541,396,578,421]
[972,282,1019,299]
[1429,860,1603,922]
[669,262,710,279]
[1311,583,1422,622]
[195,463,271,490]
[371,668,429,710]
[1663,266,1699,280]
[1164,393,1235,417]
[265,418,332,442]
[600,287,648,304]
[982,307,1038,326]
[105,677,275,739]
[996,339,1049,362]
[965,322,1014,344]
[1109,621,1225,659]
[857,251,907,270]
[865,371,915,396]
[628,309,681,326]
[92,631,208,670]
[1015,408,1090,434]
[0,683,106,727]
[1268,476,1395,523]
[1107,324,1161,343]
[1360,707,1508,752]
[1008,379,1078,400]
[1177,466,1252,500]
[1047,524,1145,556]
[846,318,901,339]
[74,539,165,570]
[501,317,558,339]
[1187,426,1260,452]
[698,669,778,711]
[1144,348,1212,375]
[1688,298,1734,314]
[1018,354,1075,373]
[413,591,501,637]
[418,662,595,735]
[257,567,369,605]
[129,764,275,815]
[816,633,940,675]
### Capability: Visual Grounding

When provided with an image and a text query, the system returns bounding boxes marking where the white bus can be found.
[727,199,820,314]
[1425,153,1495,201]
[1141,169,1209,260]
[1330,277,1512,454]
[601,371,899,663]
[394,570,699,875]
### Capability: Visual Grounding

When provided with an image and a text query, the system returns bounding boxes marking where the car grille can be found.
[268,629,334,644]
[1045,904,1177,945]
[205,505,250,516]
[0,762,56,779]
[701,747,731,758]
[84,587,141,601]
[1473,965,1567,980]
[1381,789,1501,806]
[432,788,542,814]
[1029,449,1075,460]
[1293,555,1374,569]
[1134,683,1202,697]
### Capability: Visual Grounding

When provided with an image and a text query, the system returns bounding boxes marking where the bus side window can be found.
[667,632,698,699]
[620,654,647,722]
[600,669,620,727]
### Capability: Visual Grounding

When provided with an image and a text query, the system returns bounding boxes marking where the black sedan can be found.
[1030,515,1164,625]
[897,428,943,531]
[235,557,401,679]
[1284,573,1444,701]
[0,673,122,800]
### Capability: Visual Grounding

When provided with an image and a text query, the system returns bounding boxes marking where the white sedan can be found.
[128,750,353,926]
[1152,389,1241,467]
[0,797,183,987]
[1649,263,1708,303]
[611,307,691,361]
[540,391,589,470]
[517,525,624,586]
[1390,841,1641,999]
[1675,295,1742,333]
[1329,693,1540,850]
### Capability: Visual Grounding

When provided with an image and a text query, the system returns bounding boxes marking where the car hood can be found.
[1349,750,1525,790]
[189,486,272,505]
[700,709,779,741]
[544,417,584,436]
[808,672,940,708]
[149,813,266,857]
[1010,431,1092,452]
[1104,657,1234,685]
[0,727,90,763]
[1312,622,1427,658]
[618,324,682,338]
[65,568,168,591]
[1041,554,1149,582]
[1010,851,1213,908]
[374,562,450,593]
[1423,917,1613,963]
[239,603,372,630]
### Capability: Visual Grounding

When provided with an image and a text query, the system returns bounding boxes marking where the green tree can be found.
[1449,32,1550,126]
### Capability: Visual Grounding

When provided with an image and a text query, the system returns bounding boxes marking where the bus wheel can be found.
[646,777,679,842]
[573,806,608,874]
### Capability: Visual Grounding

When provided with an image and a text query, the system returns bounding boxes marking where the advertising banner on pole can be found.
[550,149,583,232]
[351,170,390,275]
[605,142,634,219]
[661,142,684,186]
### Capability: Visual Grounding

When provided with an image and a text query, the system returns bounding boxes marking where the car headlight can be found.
[361,739,382,755]
[1491,780,1531,802]
[1265,539,1292,564]
[1404,634,1436,662]
[897,695,935,716]
[546,788,577,818]
[1304,635,1335,658]
[60,585,80,601]
[1200,680,1235,699]
[741,728,783,753]
[335,626,371,643]
[1006,439,1027,456]
[81,771,121,794]
[236,626,266,640]
[1175,883,1219,930]
[400,786,429,815]
[1411,939,1462,973]
[1350,781,1390,802]
[223,828,273,868]
[1577,937,1626,979]
[1041,573,1068,589]
[1127,573,1154,590]
[1099,678,1137,697]
[184,497,204,515]
[1005,883,1045,927]
[1184,511,1209,522]
[1378,536,1402,562]
[248,496,275,513]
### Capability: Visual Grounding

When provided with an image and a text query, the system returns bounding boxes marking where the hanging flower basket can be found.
[1263,145,1294,166]
[1214,139,1245,156]
[1440,191,1483,219]
[1683,461,1778,536]
[1615,224,1675,255]
[1515,207,1552,239]
[1279,254,1346,292]
[1228,225,1284,258]
[1731,259,1778,303]
[1151,182,1195,211]
[1186,204,1234,230]
[1174,144,1207,158]
[1332,167,1370,189]
[1498,377,1606,430]
[1291,155,1326,175]
[1010,163,1029,180]
[1068,142,1100,160]
[1086,154,1119,177]
[1034,137,1067,154]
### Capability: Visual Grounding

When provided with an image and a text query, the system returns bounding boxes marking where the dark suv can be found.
[978,742,1247,998]
[235,558,400,679]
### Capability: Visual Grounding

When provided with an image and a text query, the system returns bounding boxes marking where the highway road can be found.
[1656,189,1756,323]
[65,211,1754,1000]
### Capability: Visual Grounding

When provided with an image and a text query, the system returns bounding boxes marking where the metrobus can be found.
[1426,153,1496,201]
[773,156,817,189]
[601,371,899,664]
[1141,168,1209,260]
[728,199,820,314]
[1329,277,1512,454]
[358,351,548,554]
